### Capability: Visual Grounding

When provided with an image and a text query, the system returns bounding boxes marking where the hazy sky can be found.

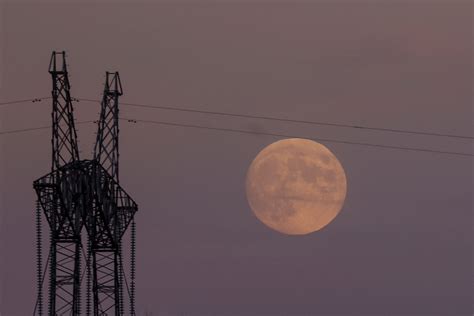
[0,1,472,315]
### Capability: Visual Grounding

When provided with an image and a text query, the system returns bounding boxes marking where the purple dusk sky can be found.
[0,1,472,315]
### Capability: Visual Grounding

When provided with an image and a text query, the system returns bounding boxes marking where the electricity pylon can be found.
[34,52,137,316]
[86,71,137,315]
[34,51,84,315]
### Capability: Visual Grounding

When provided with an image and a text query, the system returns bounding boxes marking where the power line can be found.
[0,97,472,157]
[0,97,51,106]
[120,117,474,158]
[2,96,472,140]
[0,120,94,135]
[77,97,474,140]
[0,117,470,157]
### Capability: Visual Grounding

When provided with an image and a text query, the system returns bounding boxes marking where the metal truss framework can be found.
[34,52,137,316]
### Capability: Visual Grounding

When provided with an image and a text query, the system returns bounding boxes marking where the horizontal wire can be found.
[120,117,474,158]
[0,97,51,106]
[0,98,471,157]
[1,117,471,157]
[2,96,472,140]
[0,120,94,135]
[77,97,474,140]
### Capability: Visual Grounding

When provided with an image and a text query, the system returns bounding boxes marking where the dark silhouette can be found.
[33,51,138,315]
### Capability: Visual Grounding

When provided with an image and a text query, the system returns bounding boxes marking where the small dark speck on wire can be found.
[0,97,472,158]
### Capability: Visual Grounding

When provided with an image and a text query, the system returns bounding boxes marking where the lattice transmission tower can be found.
[33,51,138,316]
[87,71,137,315]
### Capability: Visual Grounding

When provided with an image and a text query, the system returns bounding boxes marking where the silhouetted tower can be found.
[34,51,84,315]
[34,53,138,316]
[85,72,137,315]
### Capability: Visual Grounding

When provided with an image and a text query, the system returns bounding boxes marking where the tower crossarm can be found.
[87,161,138,244]
[34,161,91,237]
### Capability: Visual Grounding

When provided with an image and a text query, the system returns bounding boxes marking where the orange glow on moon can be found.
[245,138,347,235]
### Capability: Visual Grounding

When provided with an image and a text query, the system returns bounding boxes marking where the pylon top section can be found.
[105,71,123,96]
[48,51,68,75]
[48,51,79,171]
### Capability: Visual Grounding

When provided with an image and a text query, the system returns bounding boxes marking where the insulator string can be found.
[35,199,43,316]
[76,241,82,315]
[48,229,54,315]
[119,240,124,315]
[130,219,136,316]
[86,236,92,316]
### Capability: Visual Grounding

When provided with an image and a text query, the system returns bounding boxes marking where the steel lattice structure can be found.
[34,52,138,316]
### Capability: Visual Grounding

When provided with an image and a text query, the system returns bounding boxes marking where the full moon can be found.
[245,138,347,235]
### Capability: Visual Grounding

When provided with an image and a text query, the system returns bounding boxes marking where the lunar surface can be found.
[245,138,347,235]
